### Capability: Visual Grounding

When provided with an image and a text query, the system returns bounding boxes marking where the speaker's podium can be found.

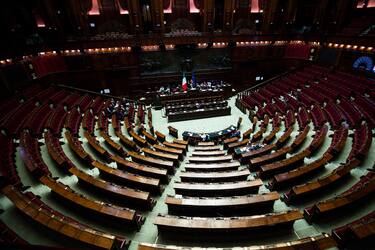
[153,95,162,110]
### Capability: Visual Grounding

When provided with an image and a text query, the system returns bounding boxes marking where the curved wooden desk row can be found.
[142,130,158,145]
[258,149,311,179]
[283,158,360,204]
[129,130,148,148]
[154,210,303,233]
[227,139,250,153]
[307,125,328,153]
[115,130,138,151]
[263,126,280,144]
[128,151,175,173]
[153,144,184,159]
[155,131,166,143]
[45,131,72,170]
[1,185,130,250]
[173,179,263,197]
[249,146,292,170]
[99,130,125,156]
[65,131,92,163]
[138,233,336,250]
[268,153,333,190]
[188,155,233,163]
[197,141,216,146]
[291,125,310,149]
[333,211,375,246]
[142,148,180,165]
[276,126,293,148]
[111,114,120,131]
[250,126,266,143]
[68,166,155,210]
[240,144,277,164]
[223,137,239,149]
[191,150,226,156]
[163,141,188,153]
[327,127,348,156]
[304,172,375,223]
[84,131,113,160]
[173,139,189,146]
[179,169,250,182]
[40,176,144,228]
[110,155,169,182]
[194,145,222,151]
[165,192,279,216]
[82,110,95,134]
[184,161,241,172]
[91,160,163,194]
[350,123,372,160]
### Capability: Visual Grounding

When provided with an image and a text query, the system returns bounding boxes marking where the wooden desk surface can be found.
[138,233,336,250]
[174,179,262,192]
[173,139,188,145]
[111,155,168,181]
[99,130,123,152]
[40,176,138,222]
[241,144,276,160]
[69,166,151,202]
[142,147,179,163]
[154,210,303,230]
[197,141,216,146]
[179,169,250,180]
[154,144,183,157]
[228,139,250,152]
[2,185,124,250]
[128,151,175,171]
[166,192,279,207]
[189,155,233,163]
[185,161,240,172]
[276,127,294,146]
[194,145,222,151]
[142,130,157,144]
[92,160,160,188]
[65,131,90,160]
[292,125,310,148]
[84,131,107,156]
[115,130,137,150]
[250,146,292,166]
[129,130,147,146]
[163,141,187,152]
[192,150,226,156]
[223,137,239,146]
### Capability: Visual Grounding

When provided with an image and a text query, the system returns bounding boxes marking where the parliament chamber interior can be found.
[0,0,374,249]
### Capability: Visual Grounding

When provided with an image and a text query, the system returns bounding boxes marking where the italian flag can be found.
[182,72,188,91]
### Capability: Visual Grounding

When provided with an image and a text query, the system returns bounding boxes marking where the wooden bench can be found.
[111,155,168,182]
[189,155,232,163]
[163,141,187,153]
[84,131,112,160]
[168,126,178,138]
[259,149,311,178]
[283,159,360,204]
[227,139,249,153]
[197,141,215,146]
[99,130,125,156]
[268,153,333,190]
[154,210,303,235]
[142,148,179,165]
[173,179,262,196]
[2,185,130,250]
[69,166,154,209]
[191,150,226,156]
[250,146,292,170]
[40,175,144,228]
[223,137,239,149]
[184,161,241,172]
[129,130,147,147]
[155,131,166,142]
[115,130,138,151]
[179,169,250,182]
[153,144,184,159]
[194,145,222,151]
[165,192,279,216]
[128,151,175,173]
[138,233,336,250]
[91,160,162,194]
[142,130,157,145]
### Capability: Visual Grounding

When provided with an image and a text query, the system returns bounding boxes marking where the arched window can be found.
[189,0,200,13]
[164,0,172,13]
[117,0,129,14]
[88,0,100,15]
